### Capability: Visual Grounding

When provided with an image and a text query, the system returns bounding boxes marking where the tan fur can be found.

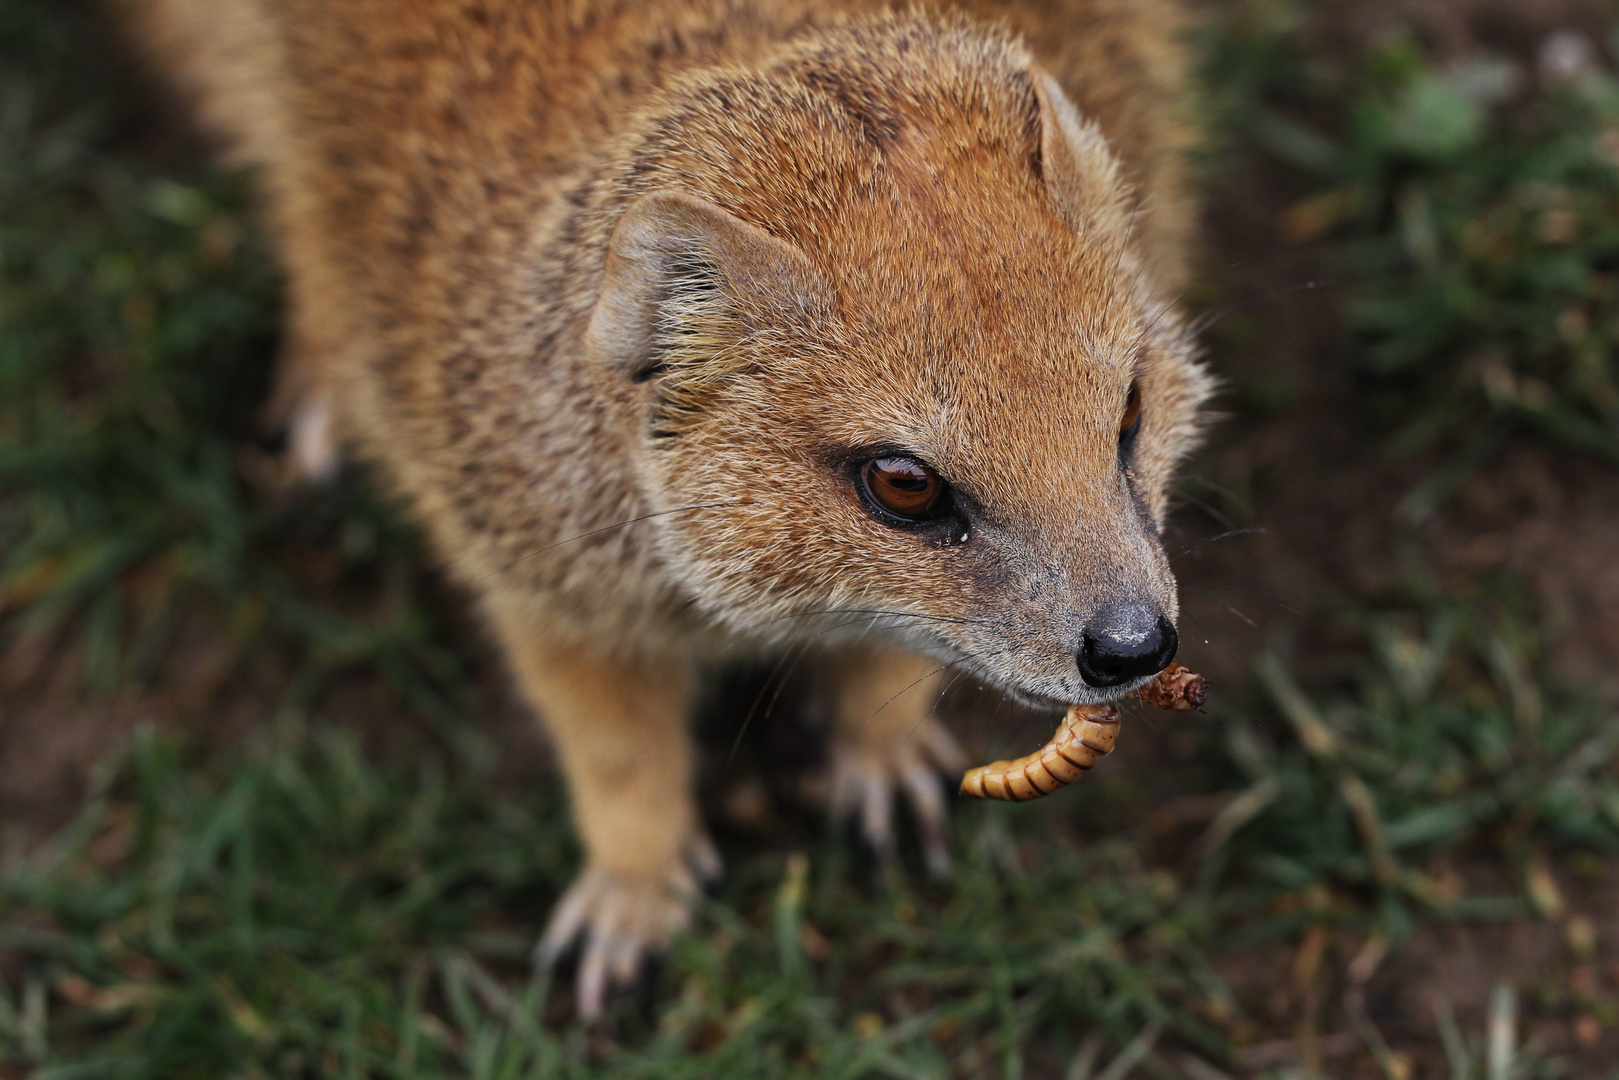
[124,0,1213,1013]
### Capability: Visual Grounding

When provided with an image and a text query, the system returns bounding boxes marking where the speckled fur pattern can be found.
[127,0,1214,1016]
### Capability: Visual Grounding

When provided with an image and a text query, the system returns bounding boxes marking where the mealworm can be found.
[959,664,1209,802]
[959,702,1121,801]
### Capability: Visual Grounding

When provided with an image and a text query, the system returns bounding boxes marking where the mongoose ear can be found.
[585,190,830,383]
[1032,73,1133,241]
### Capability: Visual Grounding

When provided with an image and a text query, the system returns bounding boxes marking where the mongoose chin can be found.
[128,0,1214,1017]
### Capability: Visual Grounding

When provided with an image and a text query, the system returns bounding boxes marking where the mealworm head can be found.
[959,664,1208,802]
[1132,662,1209,711]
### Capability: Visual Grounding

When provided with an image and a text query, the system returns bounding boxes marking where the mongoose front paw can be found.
[535,837,720,1020]
[830,717,964,878]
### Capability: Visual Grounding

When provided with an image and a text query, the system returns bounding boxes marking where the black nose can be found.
[1076,606,1178,688]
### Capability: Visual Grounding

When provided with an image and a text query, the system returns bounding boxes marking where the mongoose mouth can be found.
[960,664,1208,802]
[994,670,1159,713]
[996,685,1085,713]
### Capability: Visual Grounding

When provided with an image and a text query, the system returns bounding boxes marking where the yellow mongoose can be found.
[128,0,1214,1015]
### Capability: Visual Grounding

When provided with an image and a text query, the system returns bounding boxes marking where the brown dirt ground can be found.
[1160,2,1619,1073]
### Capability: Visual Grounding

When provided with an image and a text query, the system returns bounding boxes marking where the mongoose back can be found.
[128,0,1214,1016]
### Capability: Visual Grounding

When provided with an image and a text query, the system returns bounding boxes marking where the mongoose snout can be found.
[1076,603,1180,687]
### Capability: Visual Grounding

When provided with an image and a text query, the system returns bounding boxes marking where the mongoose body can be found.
[130,0,1213,1015]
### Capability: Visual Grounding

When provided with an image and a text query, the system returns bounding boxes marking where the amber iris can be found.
[1120,381,1142,445]
[862,456,945,519]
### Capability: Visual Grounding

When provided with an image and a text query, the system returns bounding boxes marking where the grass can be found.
[0,0,461,701]
[2,719,1222,1078]
[1213,598,1619,925]
[3,0,1619,1077]
[1208,2,1619,510]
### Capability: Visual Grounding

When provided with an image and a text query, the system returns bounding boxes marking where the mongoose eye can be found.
[1119,380,1143,451]
[860,456,947,521]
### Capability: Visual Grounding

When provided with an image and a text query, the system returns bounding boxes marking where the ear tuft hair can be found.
[585,191,829,437]
[1032,73,1134,242]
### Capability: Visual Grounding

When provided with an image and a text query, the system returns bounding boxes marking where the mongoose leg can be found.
[495,620,715,1019]
[264,237,349,483]
[825,647,964,877]
[258,318,340,483]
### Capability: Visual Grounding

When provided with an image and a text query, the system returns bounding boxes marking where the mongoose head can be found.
[585,16,1213,707]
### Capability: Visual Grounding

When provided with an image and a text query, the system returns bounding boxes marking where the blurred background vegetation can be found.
[2,0,1618,1077]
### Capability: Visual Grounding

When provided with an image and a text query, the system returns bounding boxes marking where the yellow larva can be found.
[959,703,1120,801]
[959,664,1208,802]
